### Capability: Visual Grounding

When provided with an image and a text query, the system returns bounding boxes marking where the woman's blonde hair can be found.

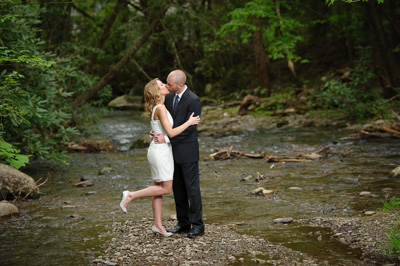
[144,78,161,118]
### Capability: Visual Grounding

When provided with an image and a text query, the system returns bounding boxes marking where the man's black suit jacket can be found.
[165,89,201,164]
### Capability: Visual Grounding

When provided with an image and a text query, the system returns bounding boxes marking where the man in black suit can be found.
[156,69,204,238]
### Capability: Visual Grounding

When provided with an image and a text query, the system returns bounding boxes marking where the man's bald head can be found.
[168,70,186,85]
[166,70,187,94]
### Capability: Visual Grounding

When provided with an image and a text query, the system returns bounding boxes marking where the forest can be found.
[1,0,399,166]
[2,1,400,265]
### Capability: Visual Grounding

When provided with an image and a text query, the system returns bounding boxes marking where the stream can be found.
[1,109,399,265]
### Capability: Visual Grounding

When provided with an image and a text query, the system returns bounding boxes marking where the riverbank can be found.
[301,209,400,265]
[92,219,319,265]
[92,210,400,265]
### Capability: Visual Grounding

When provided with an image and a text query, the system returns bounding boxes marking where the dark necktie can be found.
[173,95,179,114]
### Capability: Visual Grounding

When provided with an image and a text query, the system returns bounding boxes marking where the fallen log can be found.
[209,147,266,160]
[266,156,312,162]
[342,121,400,140]
[238,95,261,115]
[382,126,400,137]
[63,139,118,152]
[209,147,314,162]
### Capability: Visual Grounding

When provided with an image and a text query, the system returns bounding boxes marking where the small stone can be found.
[249,187,274,196]
[381,187,394,193]
[69,214,82,221]
[62,205,76,210]
[273,218,293,224]
[83,191,97,196]
[0,201,19,217]
[288,187,302,191]
[74,181,94,187]
[364,211,375,216]
[241,175,253,181]
[262,189,274,195]
[359,191,371,196]
[304,152,322,160]
[80,176,92,181]
[256,258,266,264]
[99,167,113,175]
[389,165,400,178]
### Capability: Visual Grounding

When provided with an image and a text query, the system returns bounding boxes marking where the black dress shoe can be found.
[167,224,191,234]
[187,227,204,238]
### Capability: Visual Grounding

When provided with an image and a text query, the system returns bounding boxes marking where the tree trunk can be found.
[85,0,126,74]
[63,3,72,43]
[252,17,270,95]
[387,1,400,69]
[345,5,354,64]
[275,2,296,77]
[366,1,400,89]
[72,6,168,108]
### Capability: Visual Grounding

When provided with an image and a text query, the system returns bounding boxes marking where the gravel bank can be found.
[92,219,318,265]
[300,209,400,265]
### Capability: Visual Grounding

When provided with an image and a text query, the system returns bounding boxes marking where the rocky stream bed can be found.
[92,210,400,265]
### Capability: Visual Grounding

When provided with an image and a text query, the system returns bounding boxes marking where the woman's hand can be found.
[188,112,200,125]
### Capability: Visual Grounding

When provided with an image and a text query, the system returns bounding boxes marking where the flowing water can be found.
[1,109,399,265]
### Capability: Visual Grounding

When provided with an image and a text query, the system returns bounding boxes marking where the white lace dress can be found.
[147,104,174,182]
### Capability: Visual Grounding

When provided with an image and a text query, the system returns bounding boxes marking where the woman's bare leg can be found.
[152,195,168,233]
[122,180,172,210]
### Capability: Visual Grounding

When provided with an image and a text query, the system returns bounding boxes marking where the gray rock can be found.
[304,153,322,160]
[129,135,151,150]
[273,218,294,224]
[0,163,39,200]
[99,167,113,175]
[249,187,274,196]
[108,95,143,110]
[389,165,400,178]
[74,181,94,187]
[0,201,19,217]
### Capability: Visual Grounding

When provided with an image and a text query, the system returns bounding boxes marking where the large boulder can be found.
[0,163,40,200]
[389,165,400,178]
[108,95,143,110]
[129,134,151,150]
[0,201,19,217]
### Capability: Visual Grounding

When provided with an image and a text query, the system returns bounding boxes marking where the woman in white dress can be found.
[119,78,200,237]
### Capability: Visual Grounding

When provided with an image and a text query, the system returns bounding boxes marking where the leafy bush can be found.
[315,48,388,121]
[0,1,85,166]
[381,196,400,212]
[0,140,30,169]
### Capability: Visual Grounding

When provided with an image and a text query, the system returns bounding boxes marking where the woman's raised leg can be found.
[122,181,172,210]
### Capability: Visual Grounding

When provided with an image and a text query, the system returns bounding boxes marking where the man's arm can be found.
[171,97,201,141]
[154,133,170,144]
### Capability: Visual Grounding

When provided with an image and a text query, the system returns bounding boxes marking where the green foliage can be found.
[253,91,295,114]
[92,86,113,107]
[0,140,31,169]
[0,1,85,166]
[327,0,384,6]
[381,196,400,212]
[218,0,304,62]
[386,225,400,259]
[315,48,387,121]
